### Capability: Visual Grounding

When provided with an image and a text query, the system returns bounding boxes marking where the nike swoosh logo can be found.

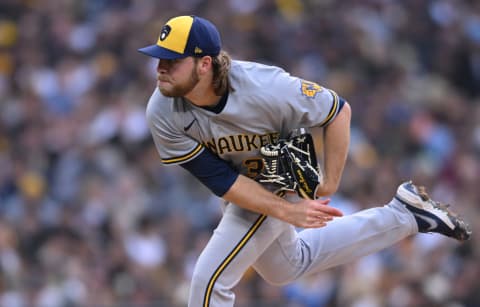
[184,118,197,132]
[413,213,438,231]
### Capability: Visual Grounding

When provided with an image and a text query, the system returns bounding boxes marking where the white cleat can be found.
[395,181,471,242]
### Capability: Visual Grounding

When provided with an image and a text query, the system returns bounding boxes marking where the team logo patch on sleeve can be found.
[300,80,323,98]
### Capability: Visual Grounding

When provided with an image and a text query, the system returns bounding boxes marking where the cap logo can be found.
[194,47,203,54]
[160,25,171,41]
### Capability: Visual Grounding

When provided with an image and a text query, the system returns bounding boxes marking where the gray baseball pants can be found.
[188,199,418,307]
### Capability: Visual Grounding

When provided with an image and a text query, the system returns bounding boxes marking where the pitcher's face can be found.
[156,57,199,97]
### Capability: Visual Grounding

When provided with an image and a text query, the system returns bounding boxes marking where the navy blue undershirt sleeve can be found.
[338,96,345,113]
[180,148,239,197]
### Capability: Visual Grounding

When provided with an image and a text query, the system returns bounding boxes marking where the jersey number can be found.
[243,158,264,178]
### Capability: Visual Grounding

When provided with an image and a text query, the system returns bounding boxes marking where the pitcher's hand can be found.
[283,198,343,228]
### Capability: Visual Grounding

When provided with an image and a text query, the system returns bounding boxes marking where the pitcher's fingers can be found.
[305,220,328,229]
[307,213,331,224]
[319,215,333,222]
[312,203,343,217]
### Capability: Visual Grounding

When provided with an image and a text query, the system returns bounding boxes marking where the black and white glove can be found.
[257,132,323,199]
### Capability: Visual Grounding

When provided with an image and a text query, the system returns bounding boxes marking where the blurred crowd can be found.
[0,0,479,306]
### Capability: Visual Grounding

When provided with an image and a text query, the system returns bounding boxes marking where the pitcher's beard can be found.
[158,70,200,98]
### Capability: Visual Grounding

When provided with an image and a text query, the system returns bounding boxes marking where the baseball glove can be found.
[257,131,323,199]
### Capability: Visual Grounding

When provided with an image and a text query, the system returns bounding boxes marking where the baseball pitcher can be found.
[138,15,471,307]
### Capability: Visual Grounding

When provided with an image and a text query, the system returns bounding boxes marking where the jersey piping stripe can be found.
[203,214,267,307]
[319,89,339,127]
[161,143,203,164]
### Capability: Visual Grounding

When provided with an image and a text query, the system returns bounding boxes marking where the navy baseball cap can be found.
[138,15,221,59]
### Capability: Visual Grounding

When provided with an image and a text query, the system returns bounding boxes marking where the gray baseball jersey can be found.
[145,60,417,307]
[146,60,339,176]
